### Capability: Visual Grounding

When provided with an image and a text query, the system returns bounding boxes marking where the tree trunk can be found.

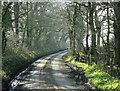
[89,3,96,56]
[14,2,19,43]
[2,30,7,55]
[95,8,101,47]
[69,30,74,55]
[106,6,110,65]
[72,3,77,56]
[114,19,120,68]
[89,2,97,64]
[26,2,29,38]
[86,7,89,55]
[113,2,120,67]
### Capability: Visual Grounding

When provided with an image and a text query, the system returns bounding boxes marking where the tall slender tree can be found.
[14,2,19,43]
[113,2,120,68]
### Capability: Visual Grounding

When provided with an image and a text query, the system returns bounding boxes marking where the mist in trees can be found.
[1,1,120,89]
[1,2,69,88]
[2,2,68,55]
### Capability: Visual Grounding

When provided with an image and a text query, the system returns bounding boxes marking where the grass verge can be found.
[1,47,66,89]
[63,53,120,90]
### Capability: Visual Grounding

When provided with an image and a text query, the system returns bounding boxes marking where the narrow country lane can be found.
[3,2,120,90]
[10,51,87,90]
[51,53,85,89]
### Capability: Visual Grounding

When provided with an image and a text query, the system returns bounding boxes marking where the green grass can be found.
[63,54,120,90]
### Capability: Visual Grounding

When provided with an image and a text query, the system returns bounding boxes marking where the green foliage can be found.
[2,43,64,88]
[2,2,69,89]
[64,53,120,90]
[2,2,12,29]
[85,65,120,89]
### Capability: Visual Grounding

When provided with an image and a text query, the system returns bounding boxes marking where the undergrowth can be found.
[63,52,120,90]
[1,45,65,89]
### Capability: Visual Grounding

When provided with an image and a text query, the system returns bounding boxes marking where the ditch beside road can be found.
[10,51,92,90]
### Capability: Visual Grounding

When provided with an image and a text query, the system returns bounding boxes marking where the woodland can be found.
[1,1,120,90]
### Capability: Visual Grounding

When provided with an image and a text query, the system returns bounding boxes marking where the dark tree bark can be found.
[88,2,97,64]
[106,6,110,65]
[114,19,120,68]
[89,3,96,56]
[14,2,19,43]
[2,2,12,54]
[26,2,29,38]
[72,3,77,56]
[2,31,7,55]
[66,4,77,56]
[113,2,120,67]
[86,6,89,55]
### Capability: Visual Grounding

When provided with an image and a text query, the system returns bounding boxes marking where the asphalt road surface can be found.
[10,51,88,90]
